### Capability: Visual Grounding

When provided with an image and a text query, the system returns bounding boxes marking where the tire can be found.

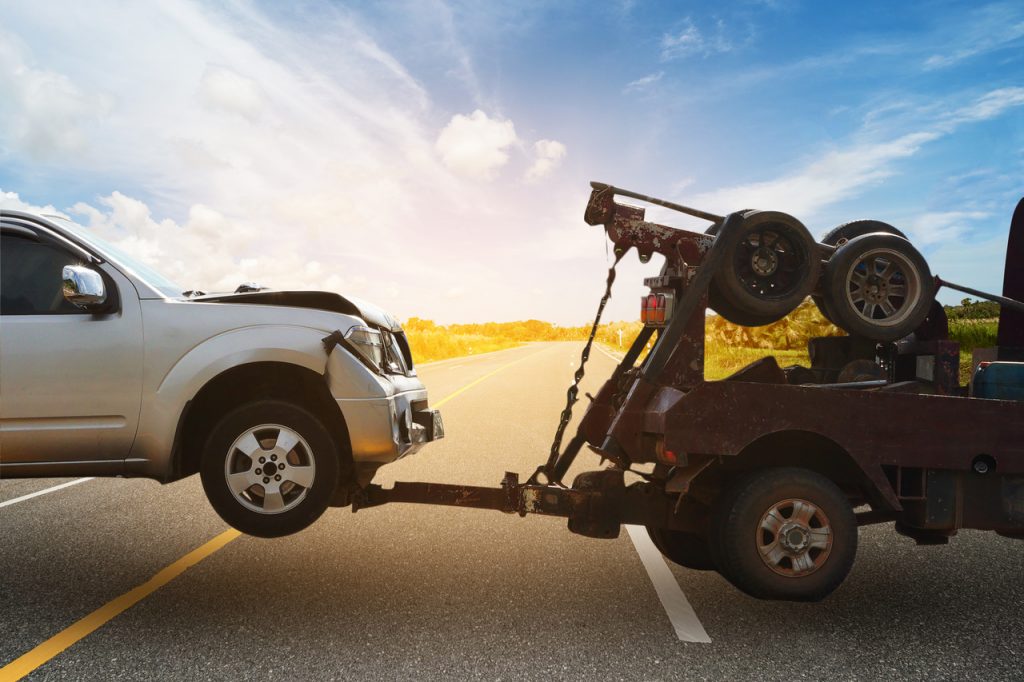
[707,212,780,326]
[647,527,716,571]
[711,210,820,323]
[710,468,857,601]
[814,220,908,322]
[708,282,780,327]
[200,399,340,538]
[820,219,908,246]
[823,232,934,341]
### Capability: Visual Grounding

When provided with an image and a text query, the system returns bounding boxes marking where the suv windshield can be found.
[48,216,185,298]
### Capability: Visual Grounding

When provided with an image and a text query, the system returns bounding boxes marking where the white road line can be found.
[595,345,624,363]
[0,478,94,508]
[625,524,712,644]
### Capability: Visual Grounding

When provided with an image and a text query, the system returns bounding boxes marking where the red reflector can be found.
[979,361,991,369]
[663,449,678,464]
[647,294,658,307]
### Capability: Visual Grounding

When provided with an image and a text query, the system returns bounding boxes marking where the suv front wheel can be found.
[200,400,339,538]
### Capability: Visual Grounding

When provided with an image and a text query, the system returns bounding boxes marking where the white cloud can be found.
[59,189,364,294]
[623,71,663,93]
[435,109,518,179]
[686,88,1024,223]
[0,33,112,159]
[0,190,65,217]
[524,139,567,182]
[0,1,573,323]
[660,18,732,61]
[903,210,990,246]
[198,65,265,120]
[688,132,938,219]
[923,5,1024,70]
[0,2,491,310]
[942,87,1024,127]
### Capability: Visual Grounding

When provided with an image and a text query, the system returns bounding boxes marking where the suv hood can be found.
[190,290,402,331]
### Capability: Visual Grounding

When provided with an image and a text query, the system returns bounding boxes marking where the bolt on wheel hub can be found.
[845,249,922,326]
[780,524,810,552]
[751,246,779,276]
[756,498,833,577]
[223,424,316,515]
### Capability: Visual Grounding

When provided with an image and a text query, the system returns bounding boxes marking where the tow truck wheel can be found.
[813,221,908,322]
[200,399,339,538]
[711,467,857,601]
[708,283,780,327]
[824,232,933,341]
[712,211,820,323]
[646,527,716,571]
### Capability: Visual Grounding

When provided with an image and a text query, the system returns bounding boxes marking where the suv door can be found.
[0,224,144,470]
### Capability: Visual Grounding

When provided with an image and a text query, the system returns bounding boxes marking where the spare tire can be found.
[711,210,820,324]
[814,220,908,322]
[708,283,780,327]
[823,232,934,341]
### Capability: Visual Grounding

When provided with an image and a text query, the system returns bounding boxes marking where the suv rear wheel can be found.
[200,399,339,538]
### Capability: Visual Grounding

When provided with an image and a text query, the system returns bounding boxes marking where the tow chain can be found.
[533,251,623,484]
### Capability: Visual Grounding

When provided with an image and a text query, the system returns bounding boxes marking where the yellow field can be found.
[404,300,837,374]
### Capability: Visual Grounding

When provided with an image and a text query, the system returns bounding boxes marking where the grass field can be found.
[949,317,999,383]
[405,299,999,384]
[404,301,832,373]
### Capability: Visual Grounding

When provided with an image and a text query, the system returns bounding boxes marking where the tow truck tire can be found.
[708,283,780,327]
[710,467,857,602]
[201,400,339,538]
[824,232,933,342]
[712,211,820,323]
[813,220,908,322]
[646,527,716,571]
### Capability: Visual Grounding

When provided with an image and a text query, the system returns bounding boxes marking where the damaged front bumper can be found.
[336,396,444,463]
[324,329,444,466]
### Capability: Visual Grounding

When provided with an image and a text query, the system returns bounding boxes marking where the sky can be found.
[1,0,1022,324]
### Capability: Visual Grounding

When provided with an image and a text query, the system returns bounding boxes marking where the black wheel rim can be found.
[732,224,810,301]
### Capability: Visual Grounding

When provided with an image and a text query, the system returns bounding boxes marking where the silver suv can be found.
[0,210,443,537]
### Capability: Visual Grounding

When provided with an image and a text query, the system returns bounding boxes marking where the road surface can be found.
[2,342,1023,680]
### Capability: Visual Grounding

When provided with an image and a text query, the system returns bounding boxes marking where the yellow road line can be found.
[0,348,543,680]
[0,529,241,681]
[432,352,536,408]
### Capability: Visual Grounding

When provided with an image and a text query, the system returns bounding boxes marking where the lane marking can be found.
[625,525,711,644]
[432,350,541,408]
[595,345,624,363]
[0,478,94,509]
[0,346,547,679]
[0,529,242,681]
[593,347,708,642]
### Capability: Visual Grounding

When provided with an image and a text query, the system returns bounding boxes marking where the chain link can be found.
[540,251,623,482]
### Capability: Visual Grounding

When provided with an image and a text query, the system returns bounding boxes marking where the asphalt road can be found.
[2,341,1023,680]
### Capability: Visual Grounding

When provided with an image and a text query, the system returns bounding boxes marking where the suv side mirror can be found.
[62,265,107,309]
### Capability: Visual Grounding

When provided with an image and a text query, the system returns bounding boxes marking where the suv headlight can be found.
[344,325,384,368]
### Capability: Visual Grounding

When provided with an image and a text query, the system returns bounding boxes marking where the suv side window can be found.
[0,232,86,315]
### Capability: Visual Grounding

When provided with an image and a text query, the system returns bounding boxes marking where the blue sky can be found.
[1,0,1022,323]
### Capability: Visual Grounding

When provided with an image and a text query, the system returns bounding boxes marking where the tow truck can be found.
[352,183,1024,602]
